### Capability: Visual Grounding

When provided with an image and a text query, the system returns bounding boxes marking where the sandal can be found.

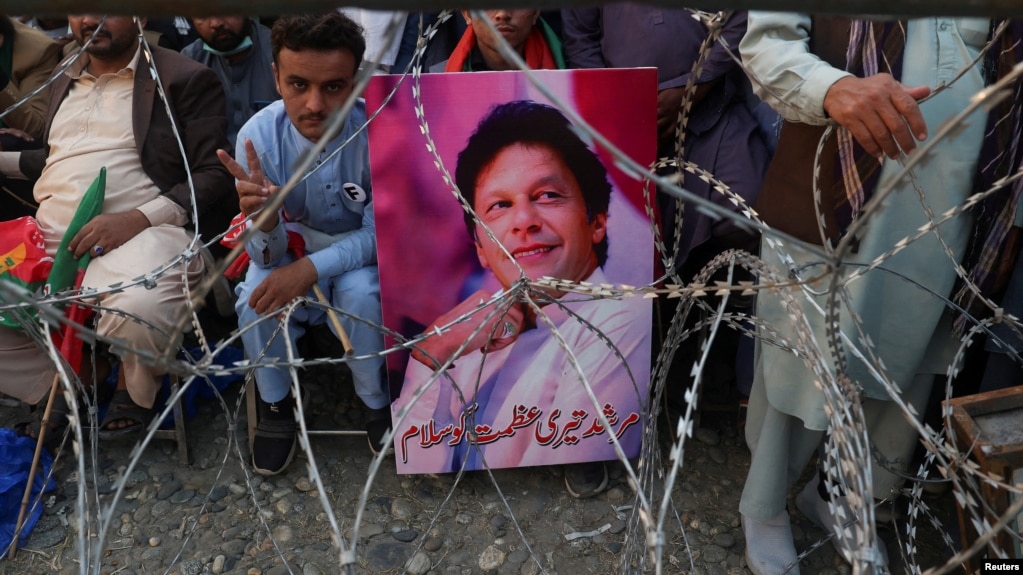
[98,389,155,440]
[14,391,75,455]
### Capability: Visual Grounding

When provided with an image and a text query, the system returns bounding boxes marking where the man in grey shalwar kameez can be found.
[737,13,1023,575]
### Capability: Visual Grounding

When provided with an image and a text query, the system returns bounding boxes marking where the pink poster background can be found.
[365,69,657,473]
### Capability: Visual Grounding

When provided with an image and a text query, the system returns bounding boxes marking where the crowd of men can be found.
[0,9,1021,574]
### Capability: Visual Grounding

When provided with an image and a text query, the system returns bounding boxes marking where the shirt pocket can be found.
[956,18,991,49]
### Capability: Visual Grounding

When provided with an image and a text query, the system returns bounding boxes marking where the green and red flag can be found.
[0,168,107,335]
[47,168,106,370]
[0,217,53,328]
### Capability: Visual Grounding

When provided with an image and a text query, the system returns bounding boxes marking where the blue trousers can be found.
[236,259,389,409]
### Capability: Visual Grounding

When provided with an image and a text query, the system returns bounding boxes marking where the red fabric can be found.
[56,269,92,374]
[220,212,307,280]
[444,26,558,72]
[0,216,52,287]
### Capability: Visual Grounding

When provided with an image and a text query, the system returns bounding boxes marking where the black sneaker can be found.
[365,406,393,456]
[564,461,609,498]
[252,394,297,476]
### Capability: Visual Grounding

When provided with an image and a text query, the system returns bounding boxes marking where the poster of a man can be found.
[365,70,656,474]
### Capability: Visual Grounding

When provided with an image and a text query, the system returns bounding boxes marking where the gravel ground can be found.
[0,355,955,575]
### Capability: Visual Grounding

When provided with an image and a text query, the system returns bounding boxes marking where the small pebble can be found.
[208,486,229,502]
[157,480,182,501]
[169,489,196,505]
[507,549,529,564]
[405,552,431,575]
[694,427,721,446]
[478,545,506,571]
[148,537,160,547]
[363,523,386,538]
[391,498,413,520]
[713,533,735,548]
[702,543,728,563]
[272,525,294,543]
[391,529,418,542]
[606,487,626,503]
[423,536,443,552]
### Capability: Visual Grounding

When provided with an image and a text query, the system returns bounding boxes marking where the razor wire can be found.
[0,9,1020,575]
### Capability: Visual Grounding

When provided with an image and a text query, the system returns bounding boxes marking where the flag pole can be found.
[312,284,354,356]
[8,372,61,559]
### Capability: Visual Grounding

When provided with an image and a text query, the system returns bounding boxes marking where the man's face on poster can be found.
[472,142,606,289]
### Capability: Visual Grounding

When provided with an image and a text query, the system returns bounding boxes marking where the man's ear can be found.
[474,236,491,270]
[591,212,607,245]
[272,62,282,97]
[461,10,473,26]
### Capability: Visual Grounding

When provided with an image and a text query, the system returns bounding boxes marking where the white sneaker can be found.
[795,474,889,572]
[742,511,801,575]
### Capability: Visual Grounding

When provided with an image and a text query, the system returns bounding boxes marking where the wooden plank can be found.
[13,0,1023,19]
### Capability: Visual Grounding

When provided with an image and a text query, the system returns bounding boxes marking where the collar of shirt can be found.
[67,44,142,81]
[467,45,493,72]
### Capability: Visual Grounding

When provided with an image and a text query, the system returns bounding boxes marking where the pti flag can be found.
[0,168,106,370]
[47,168,106,370]
[0,217,53,328]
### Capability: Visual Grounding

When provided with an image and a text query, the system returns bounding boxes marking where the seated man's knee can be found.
[235,291,260,326]
[234,265,273,322]
[99,289,174,342]
[334,266,380,299]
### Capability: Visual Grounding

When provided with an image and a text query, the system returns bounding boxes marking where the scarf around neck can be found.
[444,18,564,72]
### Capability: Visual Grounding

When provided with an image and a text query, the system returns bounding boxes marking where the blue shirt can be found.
[236,99,376,280]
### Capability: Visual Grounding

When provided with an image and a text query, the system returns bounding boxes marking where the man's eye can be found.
[326,84,343,93]
[291,82,306,90]
[487,200,512,212]
[538,190,562,200]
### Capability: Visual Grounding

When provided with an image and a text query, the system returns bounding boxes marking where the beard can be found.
[204,19,251,53]
[79,28,137,60]
[205,28,246,52]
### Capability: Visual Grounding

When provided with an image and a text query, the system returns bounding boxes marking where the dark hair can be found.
[0,16,14,40]
[455,100,612,267]
[270,12,365,71]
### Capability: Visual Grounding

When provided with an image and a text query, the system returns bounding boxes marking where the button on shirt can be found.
[237,99,376,280]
